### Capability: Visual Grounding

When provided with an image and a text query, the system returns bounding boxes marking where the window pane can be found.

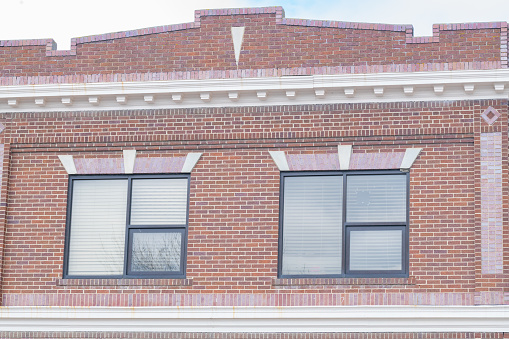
[130,178,188,225]
[68,180,128,276]
[130,231,182,272]
[349,229,402,271]
[346,175,406,223]
[282,175,342,276]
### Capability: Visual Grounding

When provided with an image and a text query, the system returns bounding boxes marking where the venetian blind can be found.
[346,175,406,223]
[349,229,402,271]
[67,180,128,276]
[130,178,188,225]
[282,175,342,276]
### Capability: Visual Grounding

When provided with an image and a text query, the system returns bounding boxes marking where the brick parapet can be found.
[0,6,504,54]
[0,6,505,79]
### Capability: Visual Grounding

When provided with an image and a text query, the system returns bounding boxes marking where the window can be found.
[63,174,189,278]
[278,171,408,278]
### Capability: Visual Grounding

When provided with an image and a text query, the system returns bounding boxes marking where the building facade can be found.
[0,6,507,338]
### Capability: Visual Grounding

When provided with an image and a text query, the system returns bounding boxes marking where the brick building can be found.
[0,6,507,338]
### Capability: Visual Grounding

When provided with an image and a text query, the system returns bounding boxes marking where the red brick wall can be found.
[0,11,502,78]
[0,99,504,307]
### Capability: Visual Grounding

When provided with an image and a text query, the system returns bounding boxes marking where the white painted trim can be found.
[61,97,72,106]
[57,155,76,174]
[337,145,352,170]
[268,151,289,171]
[2,69,509,112]
[181,153,202,173]
[143,95,154,103]
[231,26,245,66]
[123,149,136,174]
[88,96,100,105]
[0,305,507,332]
[400,148,423,170]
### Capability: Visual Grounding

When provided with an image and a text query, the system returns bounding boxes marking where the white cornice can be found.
[0,305,507,332]
[1,69,509,112]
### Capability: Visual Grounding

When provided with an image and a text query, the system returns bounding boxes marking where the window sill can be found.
[57,278,193,287]
[273,277,415,287]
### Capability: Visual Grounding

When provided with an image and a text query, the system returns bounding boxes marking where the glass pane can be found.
[349,229,402,271]
[347,175,406,223]
[130,178,188,225]
[282,175,342,276]
[68,180,128,276]
[130,231,182,272]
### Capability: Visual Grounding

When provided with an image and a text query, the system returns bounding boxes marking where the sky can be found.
[2,0,509,50]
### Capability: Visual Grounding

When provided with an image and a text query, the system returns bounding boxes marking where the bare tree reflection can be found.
[131,232,181,272]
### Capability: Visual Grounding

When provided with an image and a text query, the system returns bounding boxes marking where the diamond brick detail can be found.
[481,106,501,125]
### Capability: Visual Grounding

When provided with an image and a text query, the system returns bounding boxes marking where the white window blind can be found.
[68,180,128,276]
[282,176,342,276]
[130,178,188,225]
[346,175,406,223]
[349,229,402,271]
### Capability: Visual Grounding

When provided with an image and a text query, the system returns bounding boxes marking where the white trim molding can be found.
[123,149,137,174]
[181,153,203,173]
[0,305,507,332]
[400,148,423,171]
[57,155,77,174]
[337,145,353,170]
[231,26,245,66]
[2,69,509,112]
[268,151,289,171]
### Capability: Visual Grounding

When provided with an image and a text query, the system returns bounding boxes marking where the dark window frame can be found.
[277,170,409,279]
[63,174,190,279]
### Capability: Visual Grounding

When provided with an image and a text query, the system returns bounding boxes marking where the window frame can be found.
[277,170,409,279]
[63,173,190,279]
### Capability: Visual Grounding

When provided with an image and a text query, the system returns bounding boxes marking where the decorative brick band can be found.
[500,24,508,68]
[286,153,339,171]
[134,156,187,173]
[0,62,504,87]
[0,332,489,339]
[271,148,420,171]
[480,132,504,274]
[0,332,488,339]
[273,277,415,286]
[57,278,193,287]
[349,152,405,170]
[3,292,506,307]
[58,152,202,175]
[73,158,124,174]
[0,144,4,204]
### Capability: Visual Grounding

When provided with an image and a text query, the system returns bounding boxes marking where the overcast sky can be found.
[2,0,509,50]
